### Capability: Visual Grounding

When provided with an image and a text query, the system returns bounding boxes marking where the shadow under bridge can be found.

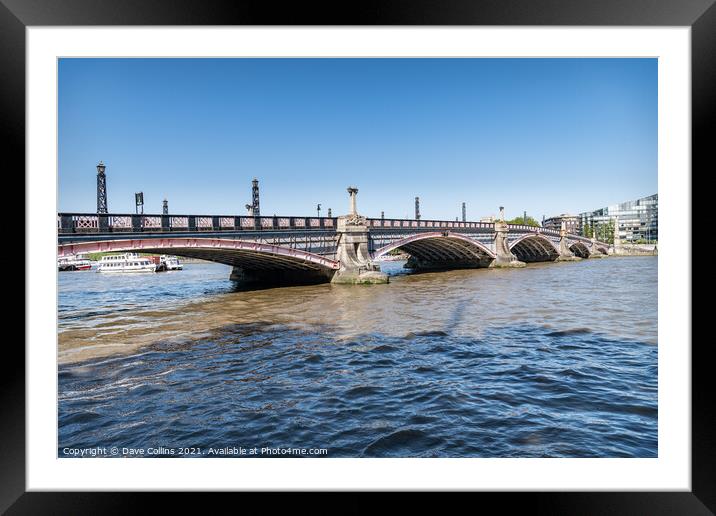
[371,231,496,270]
[58,237,340,285]
[508,233,561,263]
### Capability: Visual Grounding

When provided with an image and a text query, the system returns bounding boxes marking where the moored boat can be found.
[97,253,158,273]
[161,255,183,270]
[58,254,92,271]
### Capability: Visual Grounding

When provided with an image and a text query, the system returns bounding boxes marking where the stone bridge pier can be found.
[332,187,389,284]
[557,222,582,262]
[589,237,609,258]
[492,210,525,268]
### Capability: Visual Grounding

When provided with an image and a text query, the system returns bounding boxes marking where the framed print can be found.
[4,0,712,512]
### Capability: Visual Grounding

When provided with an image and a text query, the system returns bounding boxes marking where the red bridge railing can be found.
[57,213,338,233]
[366,218,496,230]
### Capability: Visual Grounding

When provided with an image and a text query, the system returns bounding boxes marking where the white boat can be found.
[58,253,92,271]
[160,255,183,271]
[97,253,158,273]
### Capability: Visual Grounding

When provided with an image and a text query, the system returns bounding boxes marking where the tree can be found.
[582,223,593,238]
[605,219,615,244]
[591,221,614,244]
[506,215,540,227]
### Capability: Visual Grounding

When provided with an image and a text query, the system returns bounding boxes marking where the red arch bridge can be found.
[58,212,611,286]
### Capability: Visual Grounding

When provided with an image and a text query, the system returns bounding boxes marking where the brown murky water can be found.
[59,257,656,365]
[58,257,657,458]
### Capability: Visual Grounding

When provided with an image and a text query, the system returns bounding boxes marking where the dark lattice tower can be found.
[163,199,168,215]
[252,178,260,217]
[135,192,144,215]
[415,197,420,220]
[462,202,466,222]
[96,161,108,214]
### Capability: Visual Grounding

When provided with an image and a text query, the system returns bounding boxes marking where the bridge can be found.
[58,189,610,286]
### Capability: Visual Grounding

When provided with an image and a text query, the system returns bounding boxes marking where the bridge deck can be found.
[58,213,608,260]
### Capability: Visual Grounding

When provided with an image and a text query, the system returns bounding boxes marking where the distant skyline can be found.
[58,58,657,220]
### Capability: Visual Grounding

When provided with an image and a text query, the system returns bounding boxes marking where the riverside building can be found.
[579,193,658,243]
[542,214,580,234]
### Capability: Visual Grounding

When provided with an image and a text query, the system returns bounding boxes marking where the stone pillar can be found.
[557,221,580,261]
[491,219,525,268]
[589,237,607,258]
[347,186,358,215]
[612,217,620,255]
[331,187,388,284]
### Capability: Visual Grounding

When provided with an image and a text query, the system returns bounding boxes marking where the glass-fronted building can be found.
[579,193,658,243]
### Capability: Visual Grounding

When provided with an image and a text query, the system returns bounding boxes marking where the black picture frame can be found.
[3,0,710,512]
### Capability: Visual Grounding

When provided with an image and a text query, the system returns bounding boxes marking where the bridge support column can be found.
[332,218,388,284]
[557,223,581,262]
[589,237,608,258]
[331,187,388,284]
[491,220,525,268]
[611,223,620,255]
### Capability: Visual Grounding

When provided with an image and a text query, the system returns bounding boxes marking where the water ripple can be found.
[58,258,657,458]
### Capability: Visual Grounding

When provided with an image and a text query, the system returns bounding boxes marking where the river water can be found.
[58,257,657,458]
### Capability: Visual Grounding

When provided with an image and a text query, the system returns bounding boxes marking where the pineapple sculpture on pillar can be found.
[332,186,389,284]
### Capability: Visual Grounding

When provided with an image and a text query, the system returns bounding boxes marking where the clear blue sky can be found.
[58,58,657,220]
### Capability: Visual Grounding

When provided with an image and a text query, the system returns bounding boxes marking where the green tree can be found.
[606,219,615,244]
[582,223,593,238]
[592,221,615,244]
[506,215,540,227]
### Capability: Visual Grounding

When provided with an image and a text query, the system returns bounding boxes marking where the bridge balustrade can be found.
[58,213,340,234]
[367,218,496,230]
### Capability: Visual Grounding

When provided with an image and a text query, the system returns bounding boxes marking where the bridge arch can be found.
[567,237,611,257]
[569,241,591,258]
[372,231,496,269]
[509,233,560,263]
[58,238,340,279]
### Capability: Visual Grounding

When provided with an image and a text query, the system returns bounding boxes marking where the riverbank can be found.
[612,244,658,256]
[374,253,410,261]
